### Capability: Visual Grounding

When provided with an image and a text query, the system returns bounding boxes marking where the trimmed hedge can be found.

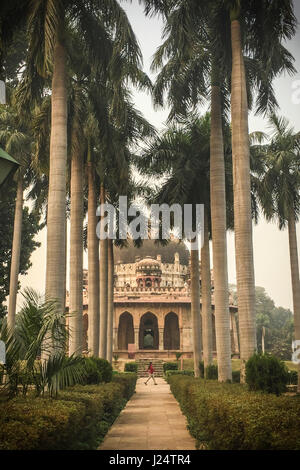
[163,362,178,373]
[287,370,298,385]
[165,370,194,377]
[124,362,138,373]
[0,372,137,450]
[167,375,300,450]
[246,353,289,395]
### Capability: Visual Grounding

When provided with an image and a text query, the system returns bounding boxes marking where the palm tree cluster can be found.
[0,0,299,386]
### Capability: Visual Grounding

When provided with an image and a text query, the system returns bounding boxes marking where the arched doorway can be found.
[164,312,180,350]
[118,312,134,350]
[139,312,159,349]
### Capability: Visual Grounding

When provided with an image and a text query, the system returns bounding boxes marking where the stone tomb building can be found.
[72,240,239,359]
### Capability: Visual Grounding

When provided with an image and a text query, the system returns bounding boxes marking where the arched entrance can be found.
[139,312,159,349]
[118,312,134,350]
[164,312,180,350]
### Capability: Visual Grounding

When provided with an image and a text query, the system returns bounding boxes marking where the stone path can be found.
[98,377,196,451]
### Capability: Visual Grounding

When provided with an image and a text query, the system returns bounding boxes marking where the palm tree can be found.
[0,106,33,331]
[255,114,300,390]
[16,0,145,338]
[106,238,114,363]
[138,115,218,377]
[145,0,297,380]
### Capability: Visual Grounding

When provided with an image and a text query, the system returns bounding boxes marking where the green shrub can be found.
[165,370,194,377]
[287,370,298,385]
[163,362,178,373]
[0,373,136,450]
[245,353,289,395]
[199,361,204,378]
[232,370,240,383]
[112,372,137,400]
[124,362,138,373]
[168,375,300,450]
[86,357,113,383]
[205,364,218,380]
[82,357,102,384]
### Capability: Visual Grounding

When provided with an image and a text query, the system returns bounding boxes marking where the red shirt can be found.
[148,365,154,374]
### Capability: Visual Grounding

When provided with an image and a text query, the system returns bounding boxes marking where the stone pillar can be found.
[134,327,139,350]
[159,327,164,350]
[113,327,118,351]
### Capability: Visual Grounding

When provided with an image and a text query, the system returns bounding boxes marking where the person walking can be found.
[144,361,157,385]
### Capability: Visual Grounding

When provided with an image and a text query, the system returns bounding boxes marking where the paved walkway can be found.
[98,377,196,451]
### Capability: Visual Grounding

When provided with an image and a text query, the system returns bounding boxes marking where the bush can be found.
[124,362,138,373]
[245,353,289,395]
[112,372,137,400]
[165,370,194,377]
[82,358,102,384]
[205,364,218,380]
[199,361,204,378]
[232,370,240,383]
[287,370,298,385]
[167,375,300,450]
[163,362,178,373]
[0,373,136,450]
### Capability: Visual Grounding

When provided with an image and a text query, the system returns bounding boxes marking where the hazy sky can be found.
[16,1,300,312]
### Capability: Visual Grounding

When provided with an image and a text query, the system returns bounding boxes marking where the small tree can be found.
[245,352,289,395]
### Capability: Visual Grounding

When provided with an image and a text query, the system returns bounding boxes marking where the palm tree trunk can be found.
[106,238,114,363]
[231,18,256,381]
[7,174,23,331]
[87,158,99,357]
[45,40,67,316]
[99,184,108,359]
[69,148,83,356]
[261,326,265,354]
[287,211,300,392]
[201,206,213,371]
[210,79,232,381]
[190,244,202,377]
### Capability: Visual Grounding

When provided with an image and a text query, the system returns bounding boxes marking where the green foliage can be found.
[0,374,136,450]
[232,370,240,383]
[245,353,289,395]
[124,362,138,373]
[199,361,204,378]
[0,181,42,320]
[112,372,137,400]
[163,362,178,373]
[287,370,298,385]
[167,375,300,450]
[165,370,194,377]
[205,364,218,380]
[0,289,87,397]
[82,357,112,385]
[175,352,183,361]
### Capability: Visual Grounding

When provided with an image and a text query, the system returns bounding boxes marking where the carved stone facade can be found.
[67,239,239,359]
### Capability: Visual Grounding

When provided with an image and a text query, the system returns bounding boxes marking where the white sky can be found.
[15,0,300,312]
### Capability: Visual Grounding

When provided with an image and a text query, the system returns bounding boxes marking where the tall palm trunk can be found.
[190,245,202,377]
[201,205,213,371]
[231,18,256,380]
[288,211,300,392]
[210,78,232,381]
[7,174,23,331]
[106,238,114,363]
[69,148,83,356]
[99,184,108,359]
[87,157,99,357]
[45,41,67,319]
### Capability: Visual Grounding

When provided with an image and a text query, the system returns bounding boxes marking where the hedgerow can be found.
[0,372,137,450]
[167,375,300,450]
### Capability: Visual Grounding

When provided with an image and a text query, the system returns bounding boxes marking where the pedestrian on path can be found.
[144,361,157,385]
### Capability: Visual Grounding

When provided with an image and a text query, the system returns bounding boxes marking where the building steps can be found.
[137,358,164,377]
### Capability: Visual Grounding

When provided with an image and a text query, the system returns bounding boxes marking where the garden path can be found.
[98,377,196,450]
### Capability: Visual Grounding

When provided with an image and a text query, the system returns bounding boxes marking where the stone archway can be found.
[139,312,159,350]
[118,312,134,350]
[164,312,180,350]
